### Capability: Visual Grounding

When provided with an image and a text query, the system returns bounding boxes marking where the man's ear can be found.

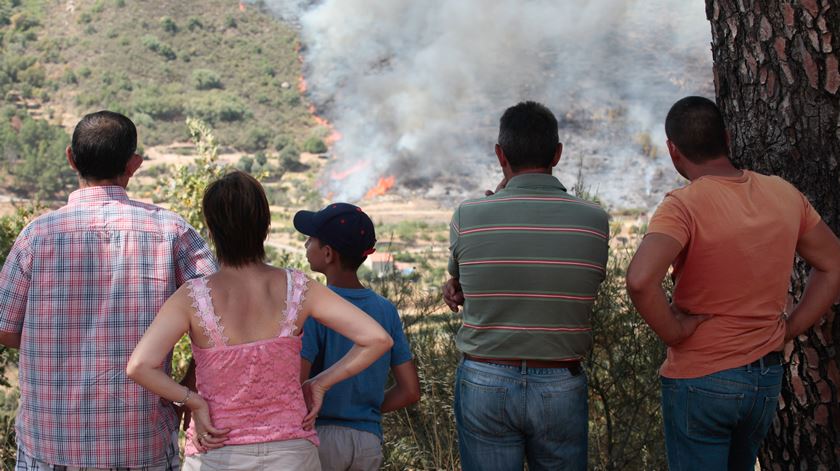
[495,144,509,169]
[66,146,78,172]
[124,153,143,178]
[551,142,562,168]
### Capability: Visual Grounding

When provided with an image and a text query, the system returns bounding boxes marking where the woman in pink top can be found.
[127,171,393,470]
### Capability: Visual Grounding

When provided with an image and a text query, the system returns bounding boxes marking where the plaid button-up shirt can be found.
[0,186,217,468]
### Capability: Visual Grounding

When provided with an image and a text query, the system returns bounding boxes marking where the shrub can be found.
[133,93,183,120]
[240,127,271,151]
[302,136,327,154]
[273,135,292,151]
[191,69,222,90]
[186,92,248,123]
[141,35,176,60]
[160,16,178,34]
[186,17,203,31]
[236,155,254,173]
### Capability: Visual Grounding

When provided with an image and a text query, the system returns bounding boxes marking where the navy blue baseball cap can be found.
[293,203,377,258]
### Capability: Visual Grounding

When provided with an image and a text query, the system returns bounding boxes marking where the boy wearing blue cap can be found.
[294,203,420,471]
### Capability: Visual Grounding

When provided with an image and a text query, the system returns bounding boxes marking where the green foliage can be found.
[191,68,222,90]
[159,16,178,34]
[272,134,292,151]
[186,17,203,31]
[0,204,39,267]
[302,136,327,154]
[141,34,176,60]
[587,247,668,469]
[0,109,75,201]
[0,0,316,152]
[132,90,183,120]
[240,126,271,152]
[186,92,248,124]
[156,117,228,236]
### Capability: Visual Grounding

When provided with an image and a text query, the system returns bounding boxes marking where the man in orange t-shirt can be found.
[626,96,840,470]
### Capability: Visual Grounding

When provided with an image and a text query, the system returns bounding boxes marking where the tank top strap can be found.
[279,269,310,337]
[186,277,229,347]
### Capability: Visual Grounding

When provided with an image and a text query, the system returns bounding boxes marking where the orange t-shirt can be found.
[647,170,822,379]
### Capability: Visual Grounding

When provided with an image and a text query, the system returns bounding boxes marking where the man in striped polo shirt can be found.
[444,101,609,470]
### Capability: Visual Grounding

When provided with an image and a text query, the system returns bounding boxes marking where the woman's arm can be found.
[126,287,230,449]
[299,281,393,427]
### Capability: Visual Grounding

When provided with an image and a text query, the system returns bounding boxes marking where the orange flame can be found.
[365,176,396,199]
[331,160,369,180]
[239,1,245,11]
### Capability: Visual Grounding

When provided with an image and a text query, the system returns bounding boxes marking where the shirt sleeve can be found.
[300,316,323,363]
[388,304,413,366]
[798,192,823,237]
[646,194,692,247]
[0,231,33,334]
[447,206,461,278]
[175,225,218,286]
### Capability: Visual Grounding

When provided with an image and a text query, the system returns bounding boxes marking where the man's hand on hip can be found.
[443,278,465,312]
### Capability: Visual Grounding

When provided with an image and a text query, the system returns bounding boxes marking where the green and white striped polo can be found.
[448,173,609,361]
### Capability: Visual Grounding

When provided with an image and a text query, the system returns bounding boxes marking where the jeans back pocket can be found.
[459,379,509,437]
[687,385,744,438]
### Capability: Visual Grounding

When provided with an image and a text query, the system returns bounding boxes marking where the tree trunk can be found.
[705,1,840,469]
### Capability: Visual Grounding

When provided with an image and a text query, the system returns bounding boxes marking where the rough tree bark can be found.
[705,1,840,469]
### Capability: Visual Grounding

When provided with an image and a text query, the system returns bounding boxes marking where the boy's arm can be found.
[381,359,420,413]
[300,359,313,385]
[299,316,321,384]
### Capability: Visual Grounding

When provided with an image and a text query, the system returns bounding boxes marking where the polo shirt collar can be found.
[68,185,130,205]
[505,173,567,192]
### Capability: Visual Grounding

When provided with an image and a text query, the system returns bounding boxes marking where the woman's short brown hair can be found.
[202,171,269,267]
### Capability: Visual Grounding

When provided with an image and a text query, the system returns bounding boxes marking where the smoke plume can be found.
[265,0,713,209]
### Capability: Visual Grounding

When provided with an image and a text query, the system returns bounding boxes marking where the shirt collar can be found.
[505,173,567,192]
[68,185,130,205]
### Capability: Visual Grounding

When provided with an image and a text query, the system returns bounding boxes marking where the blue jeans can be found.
[660,362,783,471]
[454,358,588,471]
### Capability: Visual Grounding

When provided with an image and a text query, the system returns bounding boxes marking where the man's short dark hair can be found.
[498,101,559,170]
[70,111,137,180]
[202,171,269,267]
[665,96,729,162]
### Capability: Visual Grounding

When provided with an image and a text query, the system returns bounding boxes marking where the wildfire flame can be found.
[238,1,245,12]
[365,176,396,199]
[330,160,370,180]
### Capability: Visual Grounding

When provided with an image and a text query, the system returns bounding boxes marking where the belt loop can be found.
[520,360,527,375]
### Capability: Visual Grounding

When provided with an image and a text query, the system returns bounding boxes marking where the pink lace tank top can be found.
[183,268,318,456]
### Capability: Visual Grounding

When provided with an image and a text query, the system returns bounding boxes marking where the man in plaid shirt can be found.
[0,111,217,470]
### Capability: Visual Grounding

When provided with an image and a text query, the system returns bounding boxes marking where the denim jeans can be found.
[454,358,588,471]
[660,362,783,471]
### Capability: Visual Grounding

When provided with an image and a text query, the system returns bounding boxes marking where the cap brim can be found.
[293,210,319,237]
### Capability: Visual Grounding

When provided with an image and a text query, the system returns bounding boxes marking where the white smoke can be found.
[263,0,713,208]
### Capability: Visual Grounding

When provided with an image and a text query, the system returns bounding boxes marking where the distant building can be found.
[366,252,394,277]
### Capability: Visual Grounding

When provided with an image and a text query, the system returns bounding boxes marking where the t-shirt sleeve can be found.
[300,316,323,363]
[447,207,461,278]
[798,192,822,237]
[0,231,33,334]
[175,224,218,286]
[387,304,413,366]
[646,194,692,247]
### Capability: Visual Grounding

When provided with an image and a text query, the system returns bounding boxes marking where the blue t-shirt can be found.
[300,286,413,438]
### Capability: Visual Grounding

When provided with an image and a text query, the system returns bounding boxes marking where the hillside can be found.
[1,0,324,200]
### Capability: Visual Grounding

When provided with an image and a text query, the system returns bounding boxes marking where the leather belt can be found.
[464,354,581,372]
[747,351,782,368]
